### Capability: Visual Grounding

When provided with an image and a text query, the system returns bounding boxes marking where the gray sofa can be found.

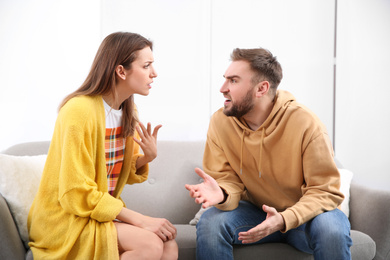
[1,140,390,260]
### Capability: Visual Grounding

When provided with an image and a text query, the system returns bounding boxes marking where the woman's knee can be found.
[116,222,164,260]
[141,234,164,259]
[161,239,178,260]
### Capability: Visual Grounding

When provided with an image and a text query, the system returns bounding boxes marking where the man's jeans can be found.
[196,201,352,260]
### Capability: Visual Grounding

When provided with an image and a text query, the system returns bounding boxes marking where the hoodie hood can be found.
[232,90,296,133]
[231,90,296,178]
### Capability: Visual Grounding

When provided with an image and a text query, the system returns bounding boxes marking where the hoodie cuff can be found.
[214,185,240,211]
[280,209,299,233]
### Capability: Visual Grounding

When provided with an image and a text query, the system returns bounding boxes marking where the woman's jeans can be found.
[196,201,352,260]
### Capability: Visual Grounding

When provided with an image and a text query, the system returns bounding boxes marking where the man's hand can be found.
[238,205,285,244]
[185,168,225,208]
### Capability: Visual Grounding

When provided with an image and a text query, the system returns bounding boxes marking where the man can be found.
[185,48,352,259]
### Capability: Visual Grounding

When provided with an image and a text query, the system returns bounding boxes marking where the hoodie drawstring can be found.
[240,130,245,174]
[258,128,265,178]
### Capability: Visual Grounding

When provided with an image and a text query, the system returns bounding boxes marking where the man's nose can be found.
[220,81,228,93]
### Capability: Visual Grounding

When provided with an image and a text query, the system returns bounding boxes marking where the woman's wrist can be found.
[136,155,151,170]
[116,207,144,227]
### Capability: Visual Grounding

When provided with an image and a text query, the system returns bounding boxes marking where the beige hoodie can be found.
[203,90,344,232]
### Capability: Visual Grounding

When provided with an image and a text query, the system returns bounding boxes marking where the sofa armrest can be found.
[0,193,26,260]
[349,181,390,260]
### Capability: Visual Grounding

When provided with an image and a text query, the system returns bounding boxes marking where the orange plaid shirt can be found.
[105,126,125,196]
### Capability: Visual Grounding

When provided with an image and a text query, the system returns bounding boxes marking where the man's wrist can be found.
[219,188,228,204]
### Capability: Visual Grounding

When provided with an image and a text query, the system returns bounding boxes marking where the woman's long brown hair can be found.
[59,32,153,137]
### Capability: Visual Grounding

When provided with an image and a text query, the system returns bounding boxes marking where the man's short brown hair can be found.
[231,48,283,96]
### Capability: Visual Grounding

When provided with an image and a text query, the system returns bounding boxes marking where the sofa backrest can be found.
[2,141,51,156]
[122,141,205,224]
[2,140,205,225]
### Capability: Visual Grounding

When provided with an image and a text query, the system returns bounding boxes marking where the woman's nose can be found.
[151,67,157,78]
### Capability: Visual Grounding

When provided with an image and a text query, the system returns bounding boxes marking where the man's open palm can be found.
[185,168,225,208]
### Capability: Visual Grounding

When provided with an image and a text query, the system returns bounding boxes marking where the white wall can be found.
[2,0,387,191]
[336,0,390,191]
[101,0,336,143]
[209,0,336,128]
[0,0,101,151]
[101,0,212,141]
[0,0,334,149]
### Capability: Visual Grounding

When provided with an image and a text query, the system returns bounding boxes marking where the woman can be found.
[28,32,178,260]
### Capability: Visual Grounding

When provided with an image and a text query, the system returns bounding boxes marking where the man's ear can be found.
[255,81,270,97]
[115,65,126,80]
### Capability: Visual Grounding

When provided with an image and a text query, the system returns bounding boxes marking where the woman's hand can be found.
[116,207,176,242]
[140,215,177,242]
[133,122,162,165]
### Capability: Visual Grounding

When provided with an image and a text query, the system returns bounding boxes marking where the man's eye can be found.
[230,79,236,83]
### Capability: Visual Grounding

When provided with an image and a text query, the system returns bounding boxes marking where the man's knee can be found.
[309,209,351,245]
[197,207,223,229]
[197,206,235,239]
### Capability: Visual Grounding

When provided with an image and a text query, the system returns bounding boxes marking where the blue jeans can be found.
[196,201,352,260]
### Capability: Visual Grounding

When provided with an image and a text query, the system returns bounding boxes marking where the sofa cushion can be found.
[172,227,374,260]
[175,224,196,260]
[0,154,47,248]
[350,230,376,260]
[172,226,375,260]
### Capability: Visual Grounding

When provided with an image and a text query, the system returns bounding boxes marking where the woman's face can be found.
[124,46,157,96]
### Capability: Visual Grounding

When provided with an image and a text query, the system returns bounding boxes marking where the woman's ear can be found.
[115,65,126,80]
[255,81,270,98]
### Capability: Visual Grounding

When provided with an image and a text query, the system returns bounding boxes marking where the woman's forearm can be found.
[116,207,144,227]
[135,155,150,170]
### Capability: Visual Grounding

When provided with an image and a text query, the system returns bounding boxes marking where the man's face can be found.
[220,60,256,118]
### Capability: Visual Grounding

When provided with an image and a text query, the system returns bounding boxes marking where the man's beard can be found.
[223,89,254,118]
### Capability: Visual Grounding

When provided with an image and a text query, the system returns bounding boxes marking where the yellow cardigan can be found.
[28,95,148,259]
